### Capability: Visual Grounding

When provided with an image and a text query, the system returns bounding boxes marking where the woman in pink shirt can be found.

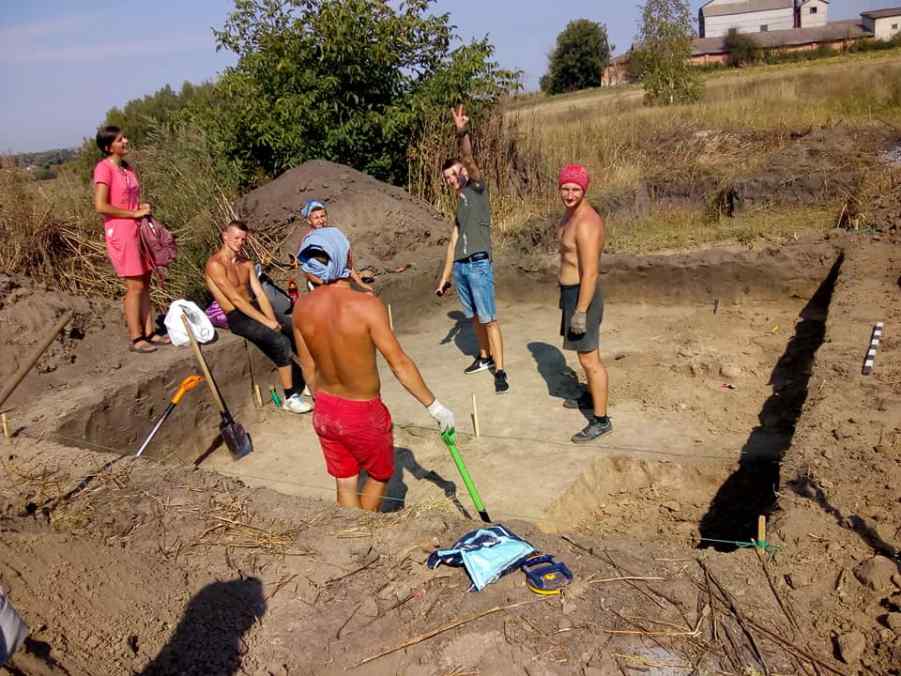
[93,126,169,353]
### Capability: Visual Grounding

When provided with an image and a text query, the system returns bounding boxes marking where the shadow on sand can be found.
[139,577,266,676]
[698,255,843,552]
[527,341,592,423]
[354,447,470,518]
[439,311,479,358]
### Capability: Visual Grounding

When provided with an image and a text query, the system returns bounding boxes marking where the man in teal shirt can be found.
[435,105,509,394]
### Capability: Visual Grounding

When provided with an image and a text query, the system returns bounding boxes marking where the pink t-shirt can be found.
[93,159,140,228]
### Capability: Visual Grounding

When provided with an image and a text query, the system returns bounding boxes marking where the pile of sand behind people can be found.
[238,159,448,275]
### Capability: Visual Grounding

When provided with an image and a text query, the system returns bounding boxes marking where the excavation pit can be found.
[42,244,841,548]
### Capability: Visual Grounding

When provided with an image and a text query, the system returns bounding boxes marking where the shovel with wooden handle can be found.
[181,313,253,460]
[135,375,204,457]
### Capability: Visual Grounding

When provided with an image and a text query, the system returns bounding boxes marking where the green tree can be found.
[724,28,758,67]
[632,0,702,105]
[541,19,612,95]
[190,0,520,186]
[73,81,216,179]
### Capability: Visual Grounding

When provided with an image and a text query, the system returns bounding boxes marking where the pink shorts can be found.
[104,219,151,278]
[313,391,394,482]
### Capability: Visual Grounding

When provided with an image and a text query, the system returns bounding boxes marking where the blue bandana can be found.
[301,199,326,220]
[298,227,351,284]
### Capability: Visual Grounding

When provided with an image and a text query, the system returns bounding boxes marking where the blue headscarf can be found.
[298,227,352,284]
[301,199,326,220]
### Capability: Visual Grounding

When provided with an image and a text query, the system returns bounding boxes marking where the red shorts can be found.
[313,391,394,482]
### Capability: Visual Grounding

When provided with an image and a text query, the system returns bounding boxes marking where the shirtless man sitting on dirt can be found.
[557,164,612,443]
[292,226,455,511]
[205,220,312,414]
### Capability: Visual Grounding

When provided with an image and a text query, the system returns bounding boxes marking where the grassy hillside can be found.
[463,51,901,254]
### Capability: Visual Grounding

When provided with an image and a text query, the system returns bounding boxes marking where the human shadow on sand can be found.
[527,341,592,423]
[374,447,470,518]
[139,577,266,676]
[439,311,479,358]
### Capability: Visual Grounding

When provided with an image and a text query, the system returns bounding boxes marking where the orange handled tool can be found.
[171,375,204,404]
[135,375,204,457]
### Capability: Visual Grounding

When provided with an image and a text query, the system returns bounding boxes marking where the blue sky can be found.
[1,0,898,152]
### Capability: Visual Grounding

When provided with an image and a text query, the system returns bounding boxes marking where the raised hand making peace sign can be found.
[451,104,469,133]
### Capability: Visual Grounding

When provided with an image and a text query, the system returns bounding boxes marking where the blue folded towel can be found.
[427,524,535,591]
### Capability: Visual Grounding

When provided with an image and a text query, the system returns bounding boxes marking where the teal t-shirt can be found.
[453,181,492,261]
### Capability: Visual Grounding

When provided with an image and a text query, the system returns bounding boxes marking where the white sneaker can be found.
[282,393,313,414]
[302,385,310,397]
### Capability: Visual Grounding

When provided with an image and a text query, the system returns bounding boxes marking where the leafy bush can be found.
[31,166,58,181]
[72,81,215,181]
[189,0,520,187]
[724,29,758,67]
[541,19,612,95]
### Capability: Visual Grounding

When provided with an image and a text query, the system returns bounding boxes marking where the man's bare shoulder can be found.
[574,203,603,228]
[350,289,386,316]
[205,253,224,276]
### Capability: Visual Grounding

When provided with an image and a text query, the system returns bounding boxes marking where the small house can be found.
[861,7,901,41]
[798,0,829,28]
[700,0,796,38]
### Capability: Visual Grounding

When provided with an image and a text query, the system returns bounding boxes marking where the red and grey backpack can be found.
[139,217,177,280]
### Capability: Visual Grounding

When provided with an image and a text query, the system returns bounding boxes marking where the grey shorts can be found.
[559,282,604,352]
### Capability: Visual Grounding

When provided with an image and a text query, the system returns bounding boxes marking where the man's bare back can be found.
[292,283,386,400]
[205,251,254,313]
[558,201,605,286]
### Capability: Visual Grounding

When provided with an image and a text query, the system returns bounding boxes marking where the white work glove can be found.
[427,399,455,433]
[570,310,587,336]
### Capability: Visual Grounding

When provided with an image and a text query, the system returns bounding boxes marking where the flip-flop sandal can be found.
[129,337,157,353]
[145,332,171,346]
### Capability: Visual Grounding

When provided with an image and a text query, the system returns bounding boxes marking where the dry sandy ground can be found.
[1,232,899,675]
[203,296,804,532]
[0,147,898,674]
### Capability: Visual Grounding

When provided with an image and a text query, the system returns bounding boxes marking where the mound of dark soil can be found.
[237,160,447,273]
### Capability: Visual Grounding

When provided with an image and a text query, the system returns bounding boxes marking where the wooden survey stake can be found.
[757,515,767,550]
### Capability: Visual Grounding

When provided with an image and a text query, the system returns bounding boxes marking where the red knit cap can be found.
[558,164,590,192]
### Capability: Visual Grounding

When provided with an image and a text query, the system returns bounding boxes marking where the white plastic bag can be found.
[165,299,216,346]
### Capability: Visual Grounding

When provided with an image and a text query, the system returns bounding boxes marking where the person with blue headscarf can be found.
[292,227,455,512]
[298,199,374,293]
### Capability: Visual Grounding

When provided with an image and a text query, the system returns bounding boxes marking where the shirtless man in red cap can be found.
[557,164,611,443]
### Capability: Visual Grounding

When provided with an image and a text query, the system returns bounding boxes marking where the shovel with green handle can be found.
[440,427,491,523]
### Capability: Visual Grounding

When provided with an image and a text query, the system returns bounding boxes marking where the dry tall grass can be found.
[411,56,901,252]
[0,125,247,303]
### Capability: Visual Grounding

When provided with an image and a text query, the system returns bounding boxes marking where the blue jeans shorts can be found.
[453,258,497,323]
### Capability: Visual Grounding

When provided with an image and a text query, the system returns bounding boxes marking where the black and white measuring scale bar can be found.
[862,322,884,376]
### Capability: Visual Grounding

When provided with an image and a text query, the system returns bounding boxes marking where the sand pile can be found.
[237,160,448,274]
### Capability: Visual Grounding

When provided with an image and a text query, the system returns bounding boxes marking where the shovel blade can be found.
[220,418,253,460]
